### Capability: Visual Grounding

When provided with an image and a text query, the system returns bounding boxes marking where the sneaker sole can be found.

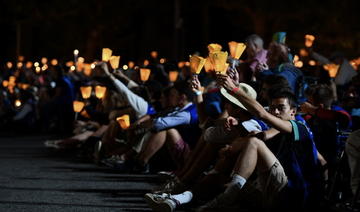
[144,194,174,212]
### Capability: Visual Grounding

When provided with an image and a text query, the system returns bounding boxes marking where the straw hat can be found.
[220,83,257,111]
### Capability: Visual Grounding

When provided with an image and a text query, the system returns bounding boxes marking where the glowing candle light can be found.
[35,67,41,73]
[123,65,128,70]
[116,114,130,129]
[128,61,135,69]
[207,43,222,53]
[90,63,96,69]
[160,58,166,64]
[70,65,76,72]
[178,61,185,69]
[305,34,315,48]
[34,62,40,67]
[308,60,316,66]
[110,56,120,69]
[169,71,179,82]
[6,62,13,69]
[189,55,206,74]
[323,64,340,78]
[15,100,21,107]
[26,61,33,69]
[2,80,9,87]
[209,51,228,74]
[144,59,150,66]
[150,51,158,59]
[140,68,151,82]
[51,59,58,66]
[17,62,23,69]
[228,41,246,59]
[294,61,304,68]
[80,86,92,99]
[95,85,107,99]
[73,101,85,113]
[102,48,112,62]
[41,57,48,64]
[84,64,92,76]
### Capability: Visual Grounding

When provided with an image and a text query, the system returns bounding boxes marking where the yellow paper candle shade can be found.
[117,114,130,129]
[169,71,179,82]
[73,101,85,113]
[219,63,229,75]
[95,85,107,99]
[189,55,206,74]
[102,48,113,62]
[84,64,92,76]
[209,51,228,73]
[228,42,246,59]
[207,43,222,53]
[323,64,339,78]
[80,110,90,119]
[110,56,120,69]
[204,57,214,72]
[80,86,92,99]
[140,68,151,82]
[305,34,315,48]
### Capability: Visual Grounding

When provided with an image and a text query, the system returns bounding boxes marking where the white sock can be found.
[170,191,193,205]
[225,174,246,193]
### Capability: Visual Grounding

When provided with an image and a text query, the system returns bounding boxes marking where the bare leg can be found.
[165,129,190,168]
[232,137,277,179]
[137,130,167,164]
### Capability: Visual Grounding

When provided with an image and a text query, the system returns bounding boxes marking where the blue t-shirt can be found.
[266,120,320,206]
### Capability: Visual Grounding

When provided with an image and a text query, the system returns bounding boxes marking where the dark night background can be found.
[1,0,359,64]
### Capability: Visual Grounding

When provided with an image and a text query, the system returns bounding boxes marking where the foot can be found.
[144,193,178,212]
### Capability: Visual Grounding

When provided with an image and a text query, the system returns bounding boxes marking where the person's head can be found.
[168,81,193,107]
[260,75,291,103]
[245,34,264,58]
[309,84,334,109]
[160,87,173,109]
[267,42,290,69]
[220,83,257,119]
[268,89,297,121]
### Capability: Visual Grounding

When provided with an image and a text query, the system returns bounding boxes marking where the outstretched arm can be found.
[217,74,293,133]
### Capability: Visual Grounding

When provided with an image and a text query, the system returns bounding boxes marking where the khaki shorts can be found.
[257,160,288,206]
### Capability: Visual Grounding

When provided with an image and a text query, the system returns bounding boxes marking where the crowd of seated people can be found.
[1,32,359,211]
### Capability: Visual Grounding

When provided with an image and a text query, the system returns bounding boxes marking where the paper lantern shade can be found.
[95,86,107,99]
[102,48,113,62]
[116,114,130,129]
[204,57,214,72]
[110,56,120,69]
[169,71,179,82]
[80,86,92,99]
[73,101,85,112]
[209,51,228,73]
[189,55,206,74]
[305,34,315,48]
[140,68,151,82]
[84,64,92,76]
[207,43,222,53]
[228,42,246,59]
[323,64,339,78]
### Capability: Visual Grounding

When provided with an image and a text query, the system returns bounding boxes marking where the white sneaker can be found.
[144,193,178,212]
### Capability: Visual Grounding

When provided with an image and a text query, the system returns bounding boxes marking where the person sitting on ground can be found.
[145,75,321,211]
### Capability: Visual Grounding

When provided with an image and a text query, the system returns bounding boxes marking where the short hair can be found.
[263,75,291,89]
[173,81,193,101]
[245,34,264,49]
[267,42,290,64]
[311,84,334,108]
[268,89,297,109]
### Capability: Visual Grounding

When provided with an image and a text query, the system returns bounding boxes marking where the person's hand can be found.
[227,67,240,86]
[97,62,111,76]
[216,74,237,91]
[224,116,238,131]
[191,74,202,92]
[300,102,317,115]
[255,62,268,72]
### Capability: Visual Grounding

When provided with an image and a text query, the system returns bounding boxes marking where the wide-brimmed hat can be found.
[220,83,257,111]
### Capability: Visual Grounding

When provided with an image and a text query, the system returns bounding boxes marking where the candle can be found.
[80,86,92,99]
[102,48,112,62]
[116,114,130,129]
[140,68,151,82]
[189,55,206,74]
[73,100,85,113]
[95,85,107,99]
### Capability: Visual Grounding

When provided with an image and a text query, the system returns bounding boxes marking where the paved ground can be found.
[0,135,157,212]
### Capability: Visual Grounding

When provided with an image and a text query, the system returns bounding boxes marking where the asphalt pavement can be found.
[0,135,157,212]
